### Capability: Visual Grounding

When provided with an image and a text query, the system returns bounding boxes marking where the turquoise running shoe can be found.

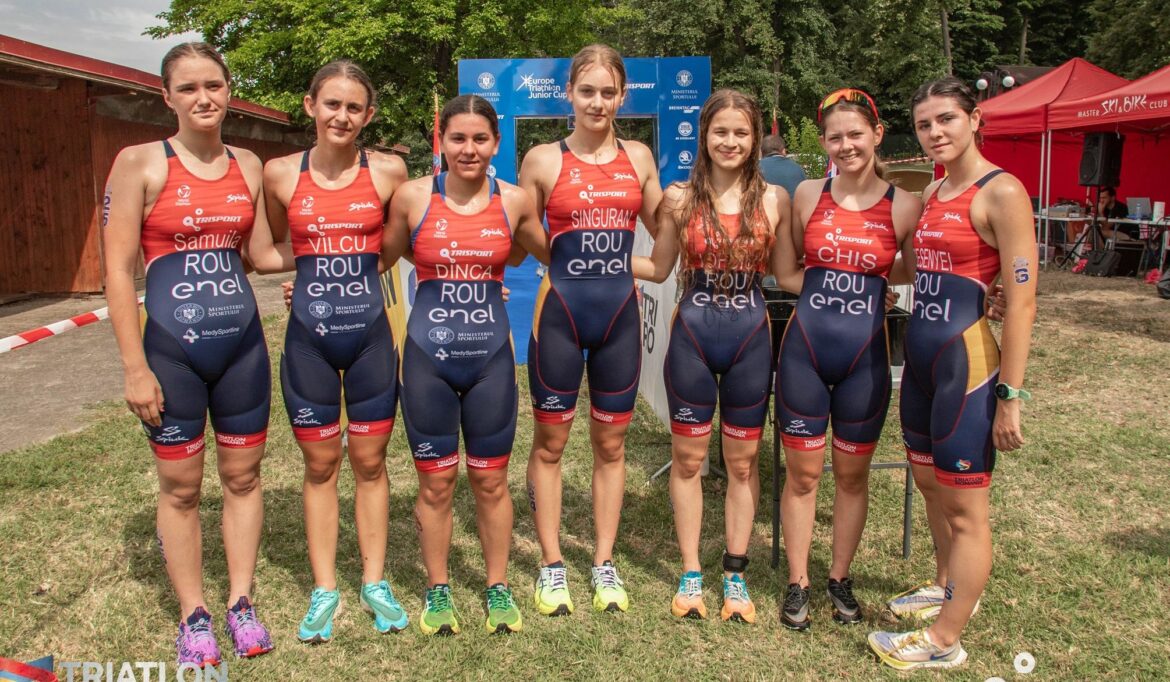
[297,587,340,643]
[360,580,409,634]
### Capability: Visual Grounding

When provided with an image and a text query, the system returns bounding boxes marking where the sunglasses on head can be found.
[817,88,880,123]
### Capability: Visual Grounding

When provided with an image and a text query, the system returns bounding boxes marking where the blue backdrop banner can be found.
[456,56,711,362]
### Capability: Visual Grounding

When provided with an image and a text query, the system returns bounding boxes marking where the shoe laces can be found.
[230,605,260,631]
[892,629,939,656]
[368,581,398,606]
[678,574,702,598]
[593,564,623,590]
[542,565,569,591]
[426,586,453,612]
[306,589,335,621]
[783,584,807,611]
[184,615,215,647]
[724,577,750,603]
[486,586,515,612]
[829,578,859,610]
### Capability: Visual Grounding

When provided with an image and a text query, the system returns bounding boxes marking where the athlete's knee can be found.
[833,468,870,496]
[304,452,343,485]
[785,467,822,497]
[220,468,260,498]
[724,454,758,485]
[348,451,388,484]
[160,481,202,511]
[469,470,509,503]
[590,430,626,465]
[417,469,458,508]
[671,450,705,479]
[938,495,990,531]
[532,428,569,463]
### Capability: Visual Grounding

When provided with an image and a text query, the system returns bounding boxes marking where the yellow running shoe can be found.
[590,560,629,613]
[534,563,574,617]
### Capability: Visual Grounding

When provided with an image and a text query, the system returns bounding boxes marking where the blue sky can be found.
[2,0,200,73]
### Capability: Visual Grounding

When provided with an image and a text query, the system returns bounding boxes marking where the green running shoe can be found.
[534,563,574,616]
[484,583,523,634]
[360,580,409,633]
[590,560,629,613]
[419,584,461,636]
[297,587,340,643]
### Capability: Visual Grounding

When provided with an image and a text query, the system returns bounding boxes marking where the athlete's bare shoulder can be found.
[396,174,434,202]
[982,168,1027,201]
[112,141,166,174]
[619,138,653,162]
[920,177,945,203]
[264,150,301,176]
[228,145,262,173]
[522,141,563,166]
[367,150,408,180]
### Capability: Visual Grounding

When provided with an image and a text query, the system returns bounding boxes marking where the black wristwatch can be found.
[994,382,1032,401]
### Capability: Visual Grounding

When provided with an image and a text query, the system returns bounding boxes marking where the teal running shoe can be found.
[360,580,409,634]
[297,587,340,643]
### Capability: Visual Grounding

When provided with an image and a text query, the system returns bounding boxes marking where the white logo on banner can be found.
[679,150,693,165]
[678,121,693,137]
[477,72,495,89]
[676,70,694,87]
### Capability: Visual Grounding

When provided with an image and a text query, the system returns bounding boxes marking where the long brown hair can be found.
[675,89,773,288]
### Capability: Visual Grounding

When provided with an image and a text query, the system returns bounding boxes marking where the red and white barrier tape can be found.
[0,296,143,354]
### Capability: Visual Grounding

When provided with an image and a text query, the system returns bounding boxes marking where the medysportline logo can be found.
[477,72,496,90]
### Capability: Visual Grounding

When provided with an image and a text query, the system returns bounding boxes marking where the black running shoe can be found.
[780,583,810,631]
[827,577,863,624]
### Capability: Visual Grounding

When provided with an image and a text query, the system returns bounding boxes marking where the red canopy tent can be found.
[1048,64,1170,202]
[977,58,1128,206]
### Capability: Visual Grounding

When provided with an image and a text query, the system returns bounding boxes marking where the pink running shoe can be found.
[176,607,222,667]
[224,597,274,658]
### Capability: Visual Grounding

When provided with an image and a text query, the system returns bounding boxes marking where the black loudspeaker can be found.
[1079,132,1124,187]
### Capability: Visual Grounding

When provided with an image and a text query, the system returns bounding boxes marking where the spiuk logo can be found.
[225,193,250,203]
[863,220,889,231]
[613,172,636,181]
[942,211,963,223]
[540,396,563,410]
[955,459,972,471]
[349,201,378,212]
[480,228,506,239]
[821,209,835,225]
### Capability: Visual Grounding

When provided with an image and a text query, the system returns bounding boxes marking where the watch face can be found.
[995,383,1010,399]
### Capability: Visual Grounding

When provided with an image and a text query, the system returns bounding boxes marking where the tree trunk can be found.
[1019,16,1029,63]
[941,7,953,75]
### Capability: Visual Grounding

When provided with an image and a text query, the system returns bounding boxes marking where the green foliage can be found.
[150,0,620,175]
[1086,0,1170,78]
[784,115,826,179]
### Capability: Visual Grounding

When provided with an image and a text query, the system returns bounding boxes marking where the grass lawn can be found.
[2,270,1168,680]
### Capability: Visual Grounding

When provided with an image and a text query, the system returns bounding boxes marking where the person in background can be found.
[758,134,807,200]
[1094,186,1136,241]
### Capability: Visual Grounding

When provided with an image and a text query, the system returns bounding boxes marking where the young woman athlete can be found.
[774,89,921,631]
[262,61,410,642]
[103,42,289,665]
[521,43,663,616]
[869,77,1036,670]
[633,89,785,623]
[384,94,548,635]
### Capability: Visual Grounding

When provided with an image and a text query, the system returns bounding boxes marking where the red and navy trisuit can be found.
[776,178,899,456]
[139,139,269,459]
[402,173,516,472]
[282,148,396,442]
[901,170,1004,488]
[528,140,643,427]
[666,212,773,441]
